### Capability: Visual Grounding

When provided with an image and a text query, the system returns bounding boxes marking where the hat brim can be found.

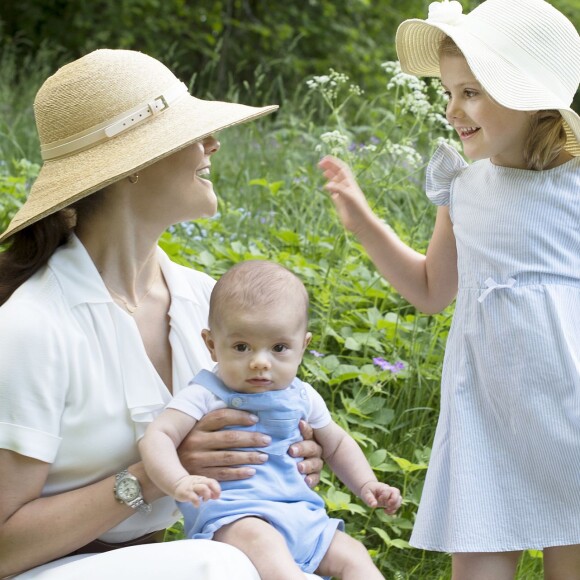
[396,19,580,156]
[1,95,277,243]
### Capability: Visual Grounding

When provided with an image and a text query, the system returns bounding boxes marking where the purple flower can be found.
[373,357,405,373]
[309,350,325,358]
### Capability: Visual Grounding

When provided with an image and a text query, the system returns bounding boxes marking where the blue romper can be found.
[177,370,344,574]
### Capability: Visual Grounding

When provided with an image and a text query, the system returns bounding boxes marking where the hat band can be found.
[40,82,189,161]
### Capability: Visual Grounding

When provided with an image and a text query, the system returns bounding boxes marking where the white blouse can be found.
[0,234,215,542]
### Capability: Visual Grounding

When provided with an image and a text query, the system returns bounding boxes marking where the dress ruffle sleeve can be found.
[425,142,468,206]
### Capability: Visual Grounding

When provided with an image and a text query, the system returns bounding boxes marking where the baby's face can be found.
[202,303,311,393]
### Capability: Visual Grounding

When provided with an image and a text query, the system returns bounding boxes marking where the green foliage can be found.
[0,0,506,106]
[0,0,577,116]
[0,159,38,234]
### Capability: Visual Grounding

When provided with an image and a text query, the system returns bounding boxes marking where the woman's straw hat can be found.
[396,0,580,156]
[0,49,278,243]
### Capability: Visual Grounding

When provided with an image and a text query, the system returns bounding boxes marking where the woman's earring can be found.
[128,173,139,184]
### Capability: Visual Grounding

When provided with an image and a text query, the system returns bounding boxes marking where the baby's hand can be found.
[360,481,402,515]
[173,475,221,506]
[318,155,374,236]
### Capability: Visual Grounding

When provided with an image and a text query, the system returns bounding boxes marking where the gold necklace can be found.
[106,268,161,315]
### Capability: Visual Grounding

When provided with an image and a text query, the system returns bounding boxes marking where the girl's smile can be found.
[456,126,480,140]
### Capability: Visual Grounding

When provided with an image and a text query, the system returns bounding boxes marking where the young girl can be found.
[319,0,580,578]
[140,260,402,580]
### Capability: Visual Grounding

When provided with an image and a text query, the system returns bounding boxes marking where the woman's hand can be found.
[177,408,270,481]
[177,411,324,486]
[289,420,324,488]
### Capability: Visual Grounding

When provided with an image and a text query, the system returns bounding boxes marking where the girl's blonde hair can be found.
[439,36,567,170]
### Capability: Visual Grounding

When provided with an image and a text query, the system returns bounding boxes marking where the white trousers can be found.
[12,540,322,579]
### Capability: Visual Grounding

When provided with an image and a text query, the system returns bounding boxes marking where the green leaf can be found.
[389,454,428,473]
[372,526,391,545]
[344,336,361,351]
[389,538,413,549]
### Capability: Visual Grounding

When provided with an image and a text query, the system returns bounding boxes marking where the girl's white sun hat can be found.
[0,49,278,243]
[395,0,580,157]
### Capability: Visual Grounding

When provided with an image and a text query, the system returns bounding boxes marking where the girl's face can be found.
[440,54,533,169]
[138,135,221,224]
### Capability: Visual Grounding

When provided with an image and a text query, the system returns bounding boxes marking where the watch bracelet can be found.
[114,468,152,514]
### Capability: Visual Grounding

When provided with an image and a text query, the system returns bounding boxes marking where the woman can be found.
[0,49,323,579]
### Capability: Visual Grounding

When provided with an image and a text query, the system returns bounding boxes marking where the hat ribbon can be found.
[41,81,189,161]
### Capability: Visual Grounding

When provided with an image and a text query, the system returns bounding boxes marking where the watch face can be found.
[117,477,140,502]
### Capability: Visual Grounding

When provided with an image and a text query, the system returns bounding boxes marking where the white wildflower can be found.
[384,141,424,169]
[315,130,350,155]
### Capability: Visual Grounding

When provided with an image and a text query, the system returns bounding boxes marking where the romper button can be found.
[231,397,244,408]
[300,389,307,399]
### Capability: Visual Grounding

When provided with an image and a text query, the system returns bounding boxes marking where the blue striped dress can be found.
[410,143,580,552]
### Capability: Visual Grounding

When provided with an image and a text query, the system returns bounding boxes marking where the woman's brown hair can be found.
[0,191,104,306]
[0,212,72,306]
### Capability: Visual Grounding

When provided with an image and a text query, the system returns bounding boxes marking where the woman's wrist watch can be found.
[114,469,152,514]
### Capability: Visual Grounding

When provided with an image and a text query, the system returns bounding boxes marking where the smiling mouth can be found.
[196,167,210,177]
[457,126,480,139]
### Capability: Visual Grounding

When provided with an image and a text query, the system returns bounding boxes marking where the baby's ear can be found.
[303,332,312,349]
[201,328,218,362]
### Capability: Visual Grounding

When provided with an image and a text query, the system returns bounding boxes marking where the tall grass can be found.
[0,48,544,579]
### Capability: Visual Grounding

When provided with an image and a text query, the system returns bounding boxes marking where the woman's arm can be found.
[319,156,458,314]
[0,450,165,578]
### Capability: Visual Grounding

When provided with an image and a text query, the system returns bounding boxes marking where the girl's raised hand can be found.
[318,155,375,237]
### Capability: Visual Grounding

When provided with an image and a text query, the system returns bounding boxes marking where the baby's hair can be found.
[208,260,309,330]
[439,36,567,170]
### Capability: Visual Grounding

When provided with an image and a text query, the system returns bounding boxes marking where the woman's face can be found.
[138,135,221,224]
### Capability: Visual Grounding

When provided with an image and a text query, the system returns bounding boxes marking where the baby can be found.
[140,260,401,579]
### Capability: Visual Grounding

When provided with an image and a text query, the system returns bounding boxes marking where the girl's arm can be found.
[319,156,458,314]
[314,422,400,512]
[140,409,220,503]
[0,450,165,578]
